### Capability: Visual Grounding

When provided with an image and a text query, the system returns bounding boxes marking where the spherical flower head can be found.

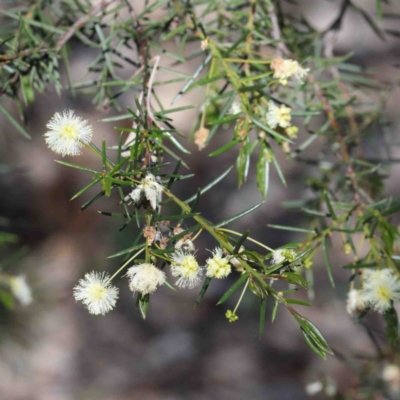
[10,275,32,306]
[129,173,163,210]
[73,271,119,315]
[346,289,366,315]
[266,102,292,129]
[225,309,239,323]
[44,110,93,156]
[126,263,166,295]
[206,247,231,279]
[170,250,202,289]
[362,268,400,314]
[271,57,309,85]
[272,248,297,265]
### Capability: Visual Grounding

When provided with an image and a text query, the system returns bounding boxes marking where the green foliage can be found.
[2,2,400,390]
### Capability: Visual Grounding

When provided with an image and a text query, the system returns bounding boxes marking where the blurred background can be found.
[1,1,400,399]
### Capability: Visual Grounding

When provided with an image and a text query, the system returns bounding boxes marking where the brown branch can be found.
[55,0,115,51]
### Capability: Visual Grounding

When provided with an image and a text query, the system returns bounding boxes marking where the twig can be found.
[55,0,114,51]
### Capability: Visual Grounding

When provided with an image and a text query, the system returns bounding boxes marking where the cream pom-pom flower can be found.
[170,250,202,289]
[44,110,93,156]
[271,57,309,86]
[362,268,400,314]
[128,173,163,210]
[126,263,166,295]
[206,247,231,279]
[73,271,119,315]
[346,289,366,315]
[266,102,292,129]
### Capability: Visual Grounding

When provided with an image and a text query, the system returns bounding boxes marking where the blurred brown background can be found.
[1,1,400,399]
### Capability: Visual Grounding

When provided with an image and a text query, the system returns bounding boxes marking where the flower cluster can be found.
[73,245,237,315]
[270,57,309,86]
[346,268,400,315]
[265,102,298,139]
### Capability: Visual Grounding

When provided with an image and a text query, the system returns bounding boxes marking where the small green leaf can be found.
[285,299,311,306]
[385,308,399,346]
[70,177,102,200]
[217,273,248,305]
[256,143,270,198]
[233,230,249,254]
[323,191,337,220]
[283,272,308,288]
[195,277,212,306]
[215,203,264,228]
[268,224,316,234]
[272,300,279,323]
[108,243,145,259]
[138,293,150,320]
[209,138,241,157]
[55,160,97,173]
[0,105,30,139]
[185,166,233,203]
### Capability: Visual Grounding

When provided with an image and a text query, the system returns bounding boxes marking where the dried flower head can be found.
[143,225,157,245]
[126,263,166,295]
[266,102,292,129]
[9,275,32,306]
[206,247,231,279]
[362,268,400,314]
[73,271,119,315]
[170,250,202,289]
[194,127,210,151]
[128,173,163,210]
[271,57,309,86]
[346,289,366,315]
[44,110,93,156]
[175,237,195,253]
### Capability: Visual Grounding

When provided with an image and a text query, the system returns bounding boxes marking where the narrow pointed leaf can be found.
[195,277,212,307]
[185,166,233,203]
[217,273,248,305]
[322,236,335,287]
[215,202,264,228]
